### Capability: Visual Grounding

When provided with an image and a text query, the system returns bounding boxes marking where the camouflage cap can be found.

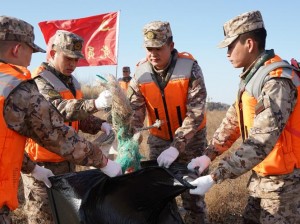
[0,15,45,53]
[122,66,130,72]
[52,30,84,59]
[143,21,172,48]
[218,10,265,48]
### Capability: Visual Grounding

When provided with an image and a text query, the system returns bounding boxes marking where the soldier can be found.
[0,15,121,224]
[22,30,115,224]
[128,21,208,223]
[118,66,132,92]
[188,10,300,223]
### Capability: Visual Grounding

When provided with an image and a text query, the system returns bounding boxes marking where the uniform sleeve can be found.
[170,61,207,152]
[34,76,98,122]
[4,81,108,168]
[204,104,241,160]
[21,153,36,174]
[211,78,297,183]
[128,76,146,130]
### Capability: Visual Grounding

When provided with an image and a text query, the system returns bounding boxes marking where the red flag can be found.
[39,12,119,67]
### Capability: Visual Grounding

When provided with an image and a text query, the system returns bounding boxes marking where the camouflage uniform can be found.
[204,11,300,224]
[0,17,110,223]
[128,21,207,224]
[22,30,111,224]
[10,80,107,223]
[0,206,11,224]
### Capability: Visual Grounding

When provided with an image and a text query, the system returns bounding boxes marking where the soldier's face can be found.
[123,70,130,77]
[227,37,255,69]
[146,42,174,70]
[52,51,79,76]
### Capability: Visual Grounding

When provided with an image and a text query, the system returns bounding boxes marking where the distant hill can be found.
[206,102,230,111]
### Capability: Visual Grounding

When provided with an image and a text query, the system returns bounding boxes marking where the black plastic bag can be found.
[47,161,196,224]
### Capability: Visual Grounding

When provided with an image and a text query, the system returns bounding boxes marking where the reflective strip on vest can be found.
[39,70,82,92]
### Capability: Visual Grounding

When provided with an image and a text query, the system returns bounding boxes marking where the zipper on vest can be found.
[239,102,246,142]
[238,83,246,143]
[161,91,173,141]
[244,125,249,139]
[176,106,183,127]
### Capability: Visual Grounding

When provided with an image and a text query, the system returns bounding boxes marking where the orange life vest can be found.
[25,68,83,162]
[134,52,206,141]
[119,79,130,92]
[236,55,300,176]
[0,62,30,210]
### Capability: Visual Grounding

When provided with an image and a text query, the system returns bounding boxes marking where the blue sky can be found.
[2,1,299,104]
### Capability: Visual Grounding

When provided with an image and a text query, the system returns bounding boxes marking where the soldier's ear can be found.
[49,49,56,59]
[11,43,22,57]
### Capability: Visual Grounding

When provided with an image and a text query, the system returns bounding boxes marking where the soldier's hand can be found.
[187,155,211,174]
[100,159,122,177]
[31,165,54,188]
[157,146,179,168]
[95,90,112,109]
[189,175,215,196]
[101,122,112,135]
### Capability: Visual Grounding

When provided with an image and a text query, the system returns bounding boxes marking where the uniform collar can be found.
[43,62,73,84]
[240,49,275,80]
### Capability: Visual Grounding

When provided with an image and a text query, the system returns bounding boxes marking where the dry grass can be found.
[205,110,249,224]
[12,100,250,223]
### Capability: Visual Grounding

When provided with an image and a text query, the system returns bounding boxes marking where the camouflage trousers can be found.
[243,169,300,224]
[0,206,11,224]
[147,128,208,224]
[21,161,75,224]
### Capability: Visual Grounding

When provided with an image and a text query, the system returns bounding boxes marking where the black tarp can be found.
[47,161,197,224]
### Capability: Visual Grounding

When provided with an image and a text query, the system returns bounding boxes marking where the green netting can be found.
[97,74,143,173]
[115,127,143,173]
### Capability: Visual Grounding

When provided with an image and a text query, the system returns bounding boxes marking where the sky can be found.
[2,0,299,104]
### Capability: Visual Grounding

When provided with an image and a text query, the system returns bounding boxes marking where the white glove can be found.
[31,164,54,188]
[95,90,112,109]
[189,175,215,195]
[100,159,122,177]
[187,155,211,174]
[157,146,179,168]
[101,122,112,135]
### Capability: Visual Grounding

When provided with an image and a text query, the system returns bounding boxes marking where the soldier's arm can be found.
[210,78,297,183]
[34,76,98,122]
[4,81,108,168]
[128,76,146,130]
[171,61,207,152]
[204,104,241,161]
[21,153,36,174]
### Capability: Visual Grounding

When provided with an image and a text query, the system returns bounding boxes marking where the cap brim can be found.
[28,42,46,53]
[143,40,165,48]
[217,35,239,49]
[63,50,85,59]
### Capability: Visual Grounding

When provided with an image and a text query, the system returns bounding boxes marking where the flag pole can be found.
[115,10,121,78]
